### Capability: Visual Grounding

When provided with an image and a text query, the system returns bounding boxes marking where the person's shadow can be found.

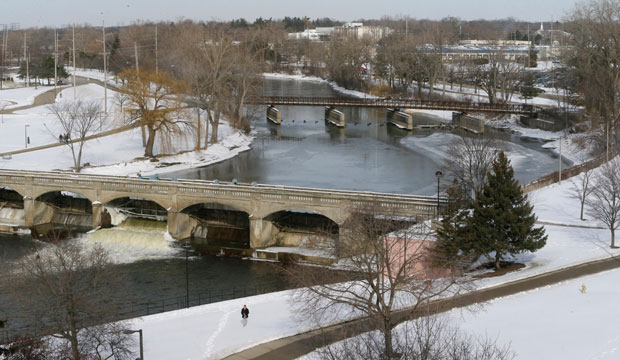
[241,318,248,327]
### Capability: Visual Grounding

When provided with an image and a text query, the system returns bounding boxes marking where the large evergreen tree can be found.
[434,180,475,267]
[467,151,547,269]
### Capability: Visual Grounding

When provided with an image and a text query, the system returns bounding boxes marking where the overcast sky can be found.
[4,0,580,28]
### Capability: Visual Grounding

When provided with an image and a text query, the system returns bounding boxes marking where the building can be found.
[288,22,391,42]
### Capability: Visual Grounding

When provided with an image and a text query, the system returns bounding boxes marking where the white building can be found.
[288,22,391,42]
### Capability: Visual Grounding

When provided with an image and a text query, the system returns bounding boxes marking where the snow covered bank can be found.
[0,82,254,177]
[81,130,253,177]
[263,72,378,99]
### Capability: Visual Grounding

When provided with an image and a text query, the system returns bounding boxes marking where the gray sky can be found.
[5,0,580,28]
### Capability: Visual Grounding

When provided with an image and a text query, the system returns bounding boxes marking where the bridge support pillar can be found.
[167,210,197,241]
[267,105,282,125]
[250,218,277,249]
[92,202,103,228]
[23,196,34,228]
[325,107,345,127]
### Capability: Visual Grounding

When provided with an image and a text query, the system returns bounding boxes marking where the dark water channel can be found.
[169,78,570,195]
[0,233,291,337]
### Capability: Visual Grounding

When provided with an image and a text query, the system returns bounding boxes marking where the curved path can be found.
[224,254,620,360]
[0,77,136,158]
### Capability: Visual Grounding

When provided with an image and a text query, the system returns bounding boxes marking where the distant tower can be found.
[540,22,544,32]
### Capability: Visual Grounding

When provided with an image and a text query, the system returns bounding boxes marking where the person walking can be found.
[241,305,249,319]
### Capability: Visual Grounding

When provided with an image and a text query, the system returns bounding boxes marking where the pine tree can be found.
[435,180,470,264]
[520,73,540,104]
[467,151,547,270]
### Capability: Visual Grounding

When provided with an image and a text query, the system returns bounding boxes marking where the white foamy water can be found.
[80,218,181,264]
[0,207,25,224]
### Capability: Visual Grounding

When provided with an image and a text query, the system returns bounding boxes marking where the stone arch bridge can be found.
[0,170,442,248]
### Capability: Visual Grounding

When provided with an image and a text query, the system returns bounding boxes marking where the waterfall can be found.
[0,207,25,223]
[82,218,180,263]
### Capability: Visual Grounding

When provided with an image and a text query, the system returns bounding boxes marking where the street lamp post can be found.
[24,124,29,148]
[182,242,192,308]
[435,170,443,218]
[122,329,143,360]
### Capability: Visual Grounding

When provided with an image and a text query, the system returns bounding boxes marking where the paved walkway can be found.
[0,124,139,158]
[223,254,620,360]
[0,77,137,158]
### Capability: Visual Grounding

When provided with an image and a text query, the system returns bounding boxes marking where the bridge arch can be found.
[180,202,252,248]
[257,205,345,225]
[32,189,96,205]
[102,196,169,221]
[100,195,170,212]
[0,185,26,200]
[178,200,253,216]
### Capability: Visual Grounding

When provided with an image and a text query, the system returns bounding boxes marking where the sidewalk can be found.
[224,254,620,360]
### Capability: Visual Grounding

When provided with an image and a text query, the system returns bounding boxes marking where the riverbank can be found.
[0,81,254,177]
[262,71,592,166]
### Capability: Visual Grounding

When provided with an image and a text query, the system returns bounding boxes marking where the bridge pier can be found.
[452,112,485,133]
[167,210,198,241]
[250,217,278,248]
[267,105,282,125]
[387,109,413,130]
[23,196,35,228]
[92,202,103,228]
[325,107,345,127]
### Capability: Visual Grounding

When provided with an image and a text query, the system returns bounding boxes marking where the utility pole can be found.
[155,26,158,74]
[558,136,562,183]
[405,18,408,38]
[134,41,139,75]
[26,52,30,88]
[23,33,28,87]
[0,27,6,91]
[101,20,108,113]
[73,25,77,99]
[54,29,58,96]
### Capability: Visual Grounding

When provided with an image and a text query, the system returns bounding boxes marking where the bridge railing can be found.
[249,96,540,115]
[0,170,446,209]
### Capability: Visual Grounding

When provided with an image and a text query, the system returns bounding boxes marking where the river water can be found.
[0,78,568,337]
[169,78,569,195]
[0,229,291,336]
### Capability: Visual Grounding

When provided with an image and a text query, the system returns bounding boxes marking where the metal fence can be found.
[0,280,285,344]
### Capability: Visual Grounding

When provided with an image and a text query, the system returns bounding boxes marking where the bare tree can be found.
[567,0,620,143]
[8,241,133,360]
[587,158,620,247]
[443,135,499,199]
[286,203,465,359]
[48,100,104,172]
[311,314,513,360]
[471,51,520,104]
[230,33,264,132]
[196,25,236,144]
[326,33,372,90]
[570,167,595,220]
[119,68,189,157]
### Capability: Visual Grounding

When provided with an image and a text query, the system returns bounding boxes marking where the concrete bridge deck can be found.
[249,96,540,116]
[0,170,445,248]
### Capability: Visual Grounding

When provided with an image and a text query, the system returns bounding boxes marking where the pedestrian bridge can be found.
[0,170,443,248]
[250,96,540,115]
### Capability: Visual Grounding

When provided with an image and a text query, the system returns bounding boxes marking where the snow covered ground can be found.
[115,175,620,360]
[303,267,620,360]
[1,71,609,359]
[0,84,57,110]
[446,268,620,360]
[0,82,253,176]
